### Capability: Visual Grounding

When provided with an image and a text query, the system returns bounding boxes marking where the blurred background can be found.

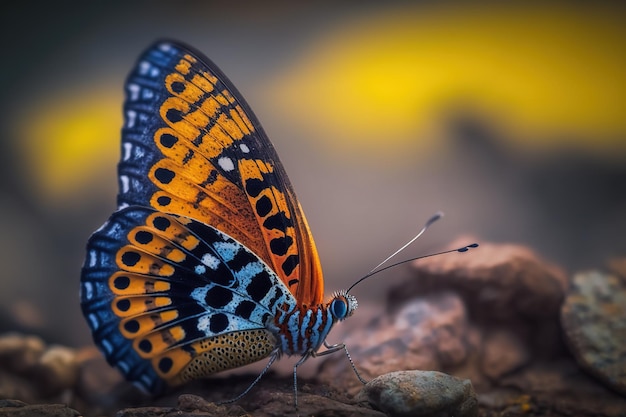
[0,1,624,347]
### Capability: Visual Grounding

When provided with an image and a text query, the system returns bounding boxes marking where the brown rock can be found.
[318,292,471,391]
[390,239,568,359]
[561,270,626,396]
[32,345,79,396]
[499,359,626,416]
[75,346,126,403]
[395,239,568,320]
[480,330,530,380]
[0,333,45,373]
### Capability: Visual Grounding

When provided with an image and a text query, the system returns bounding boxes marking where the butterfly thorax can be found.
[273,291,357,355]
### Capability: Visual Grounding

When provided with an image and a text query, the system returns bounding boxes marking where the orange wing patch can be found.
[143,49,324,305]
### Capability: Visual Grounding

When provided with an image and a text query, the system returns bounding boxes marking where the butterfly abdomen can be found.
[274,305,334,355]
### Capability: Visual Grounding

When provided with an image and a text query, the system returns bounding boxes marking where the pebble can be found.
[358,370,478,417]
[0,333,45,373]
[561,270,626,396]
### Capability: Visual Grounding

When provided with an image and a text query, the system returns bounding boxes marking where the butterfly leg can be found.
[313,341,368,384]
[292,351,312,410]
[217,348,280,405]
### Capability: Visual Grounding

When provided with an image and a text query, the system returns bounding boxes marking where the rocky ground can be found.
[1,239,625,416]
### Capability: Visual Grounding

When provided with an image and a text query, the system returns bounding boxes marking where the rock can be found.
[561,270,626,396]
[480,330,530,380]
[358,370,477,417]
[0,400,81,417]
[0,333,45,373]
[74,346,126,405]
[391,239,568,359]
[396,239,568,321]
[33,345,79,395]
[318,292,472,391]
[499,359,626,416]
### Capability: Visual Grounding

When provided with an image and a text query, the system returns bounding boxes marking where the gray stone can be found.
[358,370,478,417]
[561,270,626,396]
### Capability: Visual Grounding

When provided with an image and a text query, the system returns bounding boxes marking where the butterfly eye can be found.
[330,298,349,320]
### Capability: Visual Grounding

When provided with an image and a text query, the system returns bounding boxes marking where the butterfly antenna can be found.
[369,211,443,274]
[347,211,478,293]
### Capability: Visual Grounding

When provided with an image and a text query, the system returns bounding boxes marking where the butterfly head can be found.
[328,290,358,322]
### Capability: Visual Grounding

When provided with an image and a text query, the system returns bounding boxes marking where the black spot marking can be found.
[160,133,178,148]
[121,251,141,267]
[228,250,254,272]
[139,339,152,353]
[263,212,292,233]
[155,168,175,184]
[255,195,272,217]
[193,190,208,207]
[234,300,256,320]
[204,286,233,309]
[182,149,194,165]
[124,319,140,333]
[245,178,264,197]
[135,230,153,244]
[281,254,299,277]
[153,216,171,231]
[158,356,173,373]
[268,287,284,309]
[288,278,299,287]
[166,108,183,123]
[114,276,130,290]
[116,299,131,312]
[209,313,229,333]
[171,81,185,94]
[200,170,218,187]
[246,271,273,303]
[269,236,293,256]
[156,196,171,207]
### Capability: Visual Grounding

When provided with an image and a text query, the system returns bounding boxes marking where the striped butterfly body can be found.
[80,41,358,398]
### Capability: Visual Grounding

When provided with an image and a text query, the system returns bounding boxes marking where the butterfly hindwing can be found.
[118,41,323,304]
[80,206,296,392]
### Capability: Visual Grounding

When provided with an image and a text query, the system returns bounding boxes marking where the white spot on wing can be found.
[194,264,206,275]
[218,156,235,172]
[88,250,97,268]
[138,61,151,75]
[122,142,132,161]
[83,282,94,299]
[120,175,130,194]
[197,315,211,335]
[127,83,140,101]
[201,253,220,270]
[126,110,137,128]
[240,144,250,153]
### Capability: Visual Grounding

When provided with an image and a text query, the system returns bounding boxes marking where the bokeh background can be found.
[1,1,624,349]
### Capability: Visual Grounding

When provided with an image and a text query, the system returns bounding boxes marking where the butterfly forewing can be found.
[118,41,323,305]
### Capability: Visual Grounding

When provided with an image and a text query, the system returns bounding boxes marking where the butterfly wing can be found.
[118,41,323,305]
[81,206,296,392]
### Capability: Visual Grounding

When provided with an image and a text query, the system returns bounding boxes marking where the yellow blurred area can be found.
[17,89,121,203]
[270,3,626,152]
[14,3,625,201]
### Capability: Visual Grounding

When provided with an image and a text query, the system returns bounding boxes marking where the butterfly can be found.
[80,40,364,405]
